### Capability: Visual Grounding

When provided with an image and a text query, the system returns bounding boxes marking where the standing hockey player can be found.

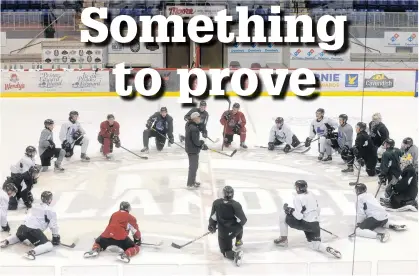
[180,100,209,142]
[141,107,174,153]
[379,139,402,189]
[0,191,60,260]
[184,112,208,188]
[381,155,418,211]
[341,122,377,176]
[274,180,341,259]
[325,114,353,163]
[208,186,246,266]
[59,111,90,162]
[401,137,418,171]
[268,117,304,153]
[98,114,121,160]
[0,183,17,232]
[84,202,141,263]
[39,119,65,172]
[351,183,407,242]
[220,103,247,149]
[304,108,338,161]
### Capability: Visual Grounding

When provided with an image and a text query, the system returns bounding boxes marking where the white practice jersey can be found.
[10,155,35,174]
[59,121,86,143]
[292,192,321,223]
[24,203,59,235]
[269,123,295,145]
[309,117,338,139]
[0,190,9,214]
[356,193,388,223]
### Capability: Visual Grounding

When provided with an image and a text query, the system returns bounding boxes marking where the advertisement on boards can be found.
[108,40,163,54]
[384,32,418,47]
[165,5,226,18]
[290,47,346,61]
[42,48,104,65]
[229,43,280,54]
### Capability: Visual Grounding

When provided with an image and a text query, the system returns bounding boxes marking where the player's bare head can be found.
[160,107,168,117]
[354,183,367,196]
[223,186,234,200]
[120,201,131,212]
[199,100,207,111]
[355,122,366,133]
[69,111,79,122]
[372,113,382,122]
[190,112,201,124]
[315,108,325,121]
[41,191,53,205]
[44,119,54,130]
[295,180,308,194]
[339,114,348,126]
[107,114,115,124]
[232,103,240,114]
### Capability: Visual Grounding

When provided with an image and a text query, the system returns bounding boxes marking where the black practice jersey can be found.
[209,198,247,230]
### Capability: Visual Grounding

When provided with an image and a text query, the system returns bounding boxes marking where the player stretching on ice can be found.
[0,191,60,260]
[98,114,121,160]
[274,180,341,259]
[268,117,306,153]
[350,183,407,242]
[208,186,246,266]
[0,183,18,232]
[84,201,141,263]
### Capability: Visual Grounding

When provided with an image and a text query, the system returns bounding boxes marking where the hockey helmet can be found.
[295,180,308,194]
[25,146,37,158]
[3,183,17,196]
[120,201,131,212]
[44,119,54,128]
[339,114,348,125]
[275,117,284,126]
[383,138,395,149]
[69,111,79,117]
[223,186,234,200]
[233,103,240,109]
[356,122,367,132]
[199,100,207,107]
[41,191,53,205]
[403,137,413,146]
[107,114,115,120]
[354,183,367,196]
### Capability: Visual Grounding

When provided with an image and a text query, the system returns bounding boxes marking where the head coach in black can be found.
[185,112,208,188]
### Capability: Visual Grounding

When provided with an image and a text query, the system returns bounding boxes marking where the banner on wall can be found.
[384,32,418,47]
[108,40,163,54]
[290,48,346,61]
[42,48,104,65]
[229,43,280,54]
[165,5,226,18]
[1,71,109,92]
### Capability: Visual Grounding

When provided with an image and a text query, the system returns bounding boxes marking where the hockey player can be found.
[369,113,389,148]
[141,107,174,153]
[268,117,303,153]
[220,103,247,149]
[381,155,418,210]
[39,119,65,172]
[180,100,209,142]
[98,114,121,160]
[341,122,377,176]
[304,108,338,161]
[401,137,418,171]
[0,191,60,260]
[208,186,246,266]
[325,114,353,163]
[59,111,90,162]
[351,183,407,242]
[379,139,402,188]
[0,183,17,232]
[274,180,341,259]
[84,202,141,263]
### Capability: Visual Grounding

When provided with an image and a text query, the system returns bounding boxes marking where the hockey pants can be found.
[324,138,340,156]
[98,135,114,155]
[63,136,89,157]
[143,129,166,151]
[93,236,140,257]
[40,148,65,167]
[273,135,300,148]
[7,225,53,256]
[223,132,246,145]
[355,217,390,239]
[346,149,377,176]
[218,225,243,260]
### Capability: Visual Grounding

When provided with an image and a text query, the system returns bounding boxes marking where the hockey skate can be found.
[273,236,288,247]
[233,250,244,267]
[0,240,9,248]
[326,247,342,259]
[23,250,36,260]
[377,232,390,243]
[240,142,248,149]
[84,249,100,258]
[140,147,149,153]
[342,165,354,173]
[1,223,10,233]
[117,252,130,263]
[81,153,90,162]
[54,162,65,173]
[318,153,324,161]
[322,155,332,162]
[389,224,407,231]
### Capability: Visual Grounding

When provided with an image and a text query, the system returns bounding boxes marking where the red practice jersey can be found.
[100,210,141,240]
[99,121,120,138]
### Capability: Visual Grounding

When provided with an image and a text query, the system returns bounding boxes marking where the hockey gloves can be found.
[202,130,208,138]
[378,174,387,186]
[134,237,142,246]
[283,203,295,215]
[232,124,241,135]
[208,224,216,234]
[268,142,275,151]
[112,135,121,148]
[52,235,61,246]
[223,112,231,121]
[200,140,208,150]
[72,130,83,140]
[283,144,291,153]
[357,158,365,167]
[304,137,312,147]
[146,120,153,129]
[48,140,56,149]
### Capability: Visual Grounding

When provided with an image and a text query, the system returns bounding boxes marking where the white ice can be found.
[0,96,417,276]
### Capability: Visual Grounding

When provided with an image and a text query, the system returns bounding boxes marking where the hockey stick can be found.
[209,148,237,158]
[374,181,384,198]
[171,231,211,249]
[221,98,231,151]
[206,137,220,143]
[120,146,148,160]
[60,238,79,249]
[287,138,318,154]
[320,227,339,238]
[140,241,164,247]
[349,162,362,186]
[152,128,185,149]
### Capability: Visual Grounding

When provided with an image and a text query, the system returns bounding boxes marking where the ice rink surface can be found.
[0,96,417,276]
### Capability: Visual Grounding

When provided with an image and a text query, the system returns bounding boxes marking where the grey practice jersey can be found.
[356,193,388,223]
[291,192,321,223]
[24,203,59,235]
[309,117,338,139]
[39,129,54,156]
[269,123,295,144]
[337,123,354,148]
[59,121,86,143]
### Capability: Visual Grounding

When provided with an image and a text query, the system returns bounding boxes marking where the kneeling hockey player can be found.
[59,111,90,162]
[268,117,306,153]
[401,137,418,172]
[379,139,402,187]
[208,186,246,266]
[0,183,17,232]
[220,103,247,149]
[0,191,60,260]
[141,107,174,153]
[324,114,353,163]
[39,119,65,172]
[274,180,341,258]
[98,114,121,160]
[351,183,407,242]
[84,201,141,263]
